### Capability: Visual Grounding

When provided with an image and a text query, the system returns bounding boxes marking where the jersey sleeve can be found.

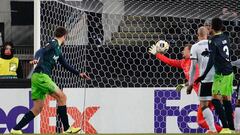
[202,40,216,77]
[189,59,197,85]
[34,48,44,60]
[231,59,240,68]
[58,54,79,76]
[189,45,198,84]
[156,53,182,69]
[190,45,197,60]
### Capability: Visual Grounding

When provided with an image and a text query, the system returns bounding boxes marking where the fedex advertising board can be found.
[0,89,33,133]
[0,87,230,133]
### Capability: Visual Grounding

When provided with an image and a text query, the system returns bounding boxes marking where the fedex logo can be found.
[154,89,236,133]
[0,92,33,133]
[0,91,99,134]
[154,89,205,133]
[40,96,99,134]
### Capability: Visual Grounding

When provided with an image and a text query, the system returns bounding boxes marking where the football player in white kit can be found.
[187,26,217,133]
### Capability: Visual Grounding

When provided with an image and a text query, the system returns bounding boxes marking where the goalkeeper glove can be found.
[148,44,157,55]
[176,84,185,92]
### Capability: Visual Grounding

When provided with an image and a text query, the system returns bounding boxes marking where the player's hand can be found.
[185,81,189,86]
[186,84,193,95]
[195,75,206,84]
[80,72,91,80]
[29,59,38,65]
[148,44,157,55]
[176,84,185,92]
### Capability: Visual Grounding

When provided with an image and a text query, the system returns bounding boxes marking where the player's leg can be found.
[211,74,229,129]
[199,82,217,133]
[50,89,81,133]
[235,80,240,132]
[50,90,69,131]
[221,73,234,131]
[209,101,222,132]
[235,99,240,132]
[198,107,222,133]
[11,100,44,134]
[11,72,47,134]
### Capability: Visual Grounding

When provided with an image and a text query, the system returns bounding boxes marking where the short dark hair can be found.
[54,27,67,38]
[3,41,14,48]
[211,18,223,31]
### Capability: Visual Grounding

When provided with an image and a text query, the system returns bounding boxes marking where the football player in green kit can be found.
[11,27,90,134]
[195,18,234,133]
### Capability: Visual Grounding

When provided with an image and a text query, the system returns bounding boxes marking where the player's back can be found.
[34,39,62,76]
[210,33,233,75]
[191,40,215,82]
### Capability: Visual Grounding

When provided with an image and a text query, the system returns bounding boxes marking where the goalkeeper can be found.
[10,27,90,134]
[149,43,199,92]
[149,42,222,132]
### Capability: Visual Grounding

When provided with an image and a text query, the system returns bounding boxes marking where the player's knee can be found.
[200,102,209,111]
[39,105,44,112]
[58,92,67,104]
[222,95,231,101]
[236,100,240,107]
[201,104,208,111]
[32,105,44,115]
[212,94,221,100]
[61,93,67,102]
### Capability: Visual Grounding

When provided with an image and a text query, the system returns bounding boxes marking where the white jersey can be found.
[190,40,215,82]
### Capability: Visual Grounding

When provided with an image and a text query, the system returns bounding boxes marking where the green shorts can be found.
[31,72,59,100]
[212,73,234,96]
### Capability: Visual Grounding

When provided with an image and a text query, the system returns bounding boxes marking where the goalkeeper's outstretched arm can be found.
[149,44,182,68]
[156,53,183,68]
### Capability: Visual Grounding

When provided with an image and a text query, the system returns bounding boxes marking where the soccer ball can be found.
[155,40,169,54]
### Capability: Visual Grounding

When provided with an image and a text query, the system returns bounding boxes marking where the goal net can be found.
[40,0,240,133]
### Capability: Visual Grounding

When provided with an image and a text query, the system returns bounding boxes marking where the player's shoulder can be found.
[191,43,198,49]
[42,39,57,49]
[208,37,215,45]
[196,40,208,45]
[49,39,58,44]
[48,39,58,47]
[192,40,208,49]
[190,43,198,53]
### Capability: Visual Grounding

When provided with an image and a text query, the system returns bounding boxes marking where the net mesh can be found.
[40,0,240,133]
[41,0,240,88]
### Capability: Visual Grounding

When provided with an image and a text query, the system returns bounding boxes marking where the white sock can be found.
[202,107,217,132]
[235,107,240,130]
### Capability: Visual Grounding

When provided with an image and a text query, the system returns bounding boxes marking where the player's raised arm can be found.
[187,45,198,94]
[149,40,183,68]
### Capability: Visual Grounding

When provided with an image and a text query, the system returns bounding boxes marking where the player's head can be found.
[211,18,223,33]
[1,41,15,59]
[204,18,213,35]
[54,27,67,45]
[182,44,192,59]
[197,26,208,40]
